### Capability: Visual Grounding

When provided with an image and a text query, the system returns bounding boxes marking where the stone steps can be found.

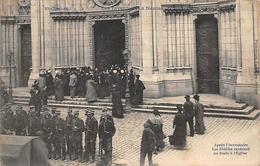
[12,96,260,120]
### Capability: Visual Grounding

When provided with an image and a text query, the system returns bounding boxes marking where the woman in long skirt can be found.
[170,105,187,149]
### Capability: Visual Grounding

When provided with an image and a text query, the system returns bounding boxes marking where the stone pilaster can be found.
[29,0,41,86]
[235,0,257,105]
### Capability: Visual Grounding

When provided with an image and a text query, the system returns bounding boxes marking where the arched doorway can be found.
[195,14,219,94]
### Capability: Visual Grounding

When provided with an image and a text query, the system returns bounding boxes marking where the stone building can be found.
[0,0,259,107]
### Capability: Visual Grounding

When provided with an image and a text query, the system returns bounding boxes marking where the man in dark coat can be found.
[119,69,126,98]
[128,69,135,101]
[84,110,98,163]
[133,75,145,105]
[30,110,43,136]
[1,103,14,135]
[98,107,116,166]
[77,71,87,97]
[29,81,42,114]
[38,71,48,106]
[41,106,54,159]
[14,105,28,136]
[52,110,66,160]
[54,74,64,101]
[62,69,70,96]
[111,83,124,118]
[45,70,54,96]
[28,106,36,136]
[140,120,156,166]
[183,95,194,137]
[72,110,85,162]
[65,108,74,160]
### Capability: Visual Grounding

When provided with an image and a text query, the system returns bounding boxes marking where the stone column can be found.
[235,0,257,105]
[29,0,41,86]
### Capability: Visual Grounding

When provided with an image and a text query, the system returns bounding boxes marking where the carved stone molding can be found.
[16,15,31,24]
[0,16,16,24]
[50,12,87,21]
[88,13,127,21]
[162,1,235,15]
[18,0,31,15]
[129,6,139,17]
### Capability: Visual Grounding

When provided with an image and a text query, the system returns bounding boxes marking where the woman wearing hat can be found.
[193,94,206,134]
[170,104,187,149]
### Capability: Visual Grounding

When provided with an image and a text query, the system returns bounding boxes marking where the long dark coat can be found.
[111,84,124,118]
[140,125,156,153]
[86,79,98,102]
[194,101,206,134]
[171,113,187,147]
[132,79,145,105]
[54,77,64,101]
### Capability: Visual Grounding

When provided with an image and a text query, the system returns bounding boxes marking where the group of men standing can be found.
[0,104,116,165]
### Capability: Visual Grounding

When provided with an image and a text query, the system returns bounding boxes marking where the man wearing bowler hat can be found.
[65,107,74,160]
[183,95,194,137]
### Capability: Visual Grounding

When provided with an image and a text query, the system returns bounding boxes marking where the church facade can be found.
[0,0,260,107]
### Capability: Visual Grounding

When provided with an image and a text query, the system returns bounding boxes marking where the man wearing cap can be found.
[41,107,54,158]
[193,94,206,135]
[84,110,98,163]
[72,110,84,161]
[14,105,28,136]
[183,95,194,137]
[132,75,146,105]
[52,110,66,160]
[28,106,36,136]
[65,108,74,160]
[30,109,43,136]
[140,119,156,166]
[98,107,116,166]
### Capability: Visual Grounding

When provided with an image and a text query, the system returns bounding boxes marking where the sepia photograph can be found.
[0,0,259,166]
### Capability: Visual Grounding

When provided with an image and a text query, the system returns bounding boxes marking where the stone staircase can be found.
[12,94,260,120]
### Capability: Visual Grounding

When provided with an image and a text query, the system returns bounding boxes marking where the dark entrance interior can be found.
[94,20,125,70]
[20,25,32,87]
[196,15,219,94]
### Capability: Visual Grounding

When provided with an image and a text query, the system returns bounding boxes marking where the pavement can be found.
[27,107,259,166]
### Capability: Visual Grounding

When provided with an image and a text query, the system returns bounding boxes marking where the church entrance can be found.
[20,24,32,87]
[195,15,219,94]
[94,20,125,70]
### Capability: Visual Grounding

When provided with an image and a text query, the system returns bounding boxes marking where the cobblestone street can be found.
[48,108,260,166]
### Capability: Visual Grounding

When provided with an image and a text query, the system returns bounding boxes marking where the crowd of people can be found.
[0,103,116,165]
[0,66,207,166]
[140,94,206,166]
[29,65,146,118]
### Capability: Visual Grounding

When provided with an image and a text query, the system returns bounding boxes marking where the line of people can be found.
[140,94,206,166]
[0,104,116,165]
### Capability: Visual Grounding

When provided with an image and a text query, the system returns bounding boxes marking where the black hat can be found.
[136,75,140,78]
[193,94,200,100]
[184,95,190,99]
[153,109,160,115]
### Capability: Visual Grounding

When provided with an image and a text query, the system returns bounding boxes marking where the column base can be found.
[28,71,39,88]
[143,80,193,98]
[235,84,257,106]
